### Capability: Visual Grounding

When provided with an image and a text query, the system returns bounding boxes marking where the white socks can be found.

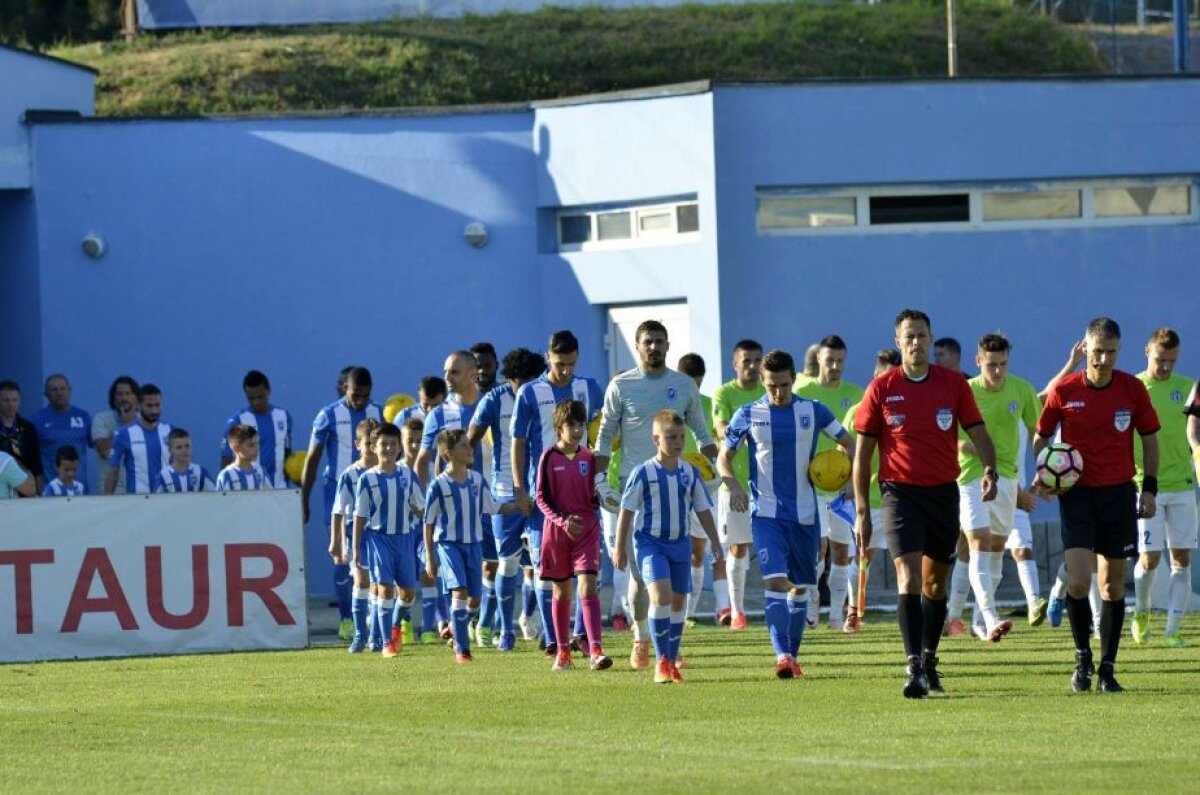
[728,554,748,616]
[1134,560,1158,613]
[948,561,971,620]
[1049,562,1068,602]
[969,551,999,628]
[1166,565,1191,635]
[713,575,730,613]
[1015,558,1040,611]
[828,563,851,625]
[688,565,705,618]
[1088,574,1102,629]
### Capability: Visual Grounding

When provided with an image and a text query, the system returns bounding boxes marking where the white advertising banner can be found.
[0,491,308,663]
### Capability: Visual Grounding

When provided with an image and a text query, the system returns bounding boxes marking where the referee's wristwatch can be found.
[983,466,998,479]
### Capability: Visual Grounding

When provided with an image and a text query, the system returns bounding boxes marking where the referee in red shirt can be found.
[1035,317,1159,693]
[854,309,998,699]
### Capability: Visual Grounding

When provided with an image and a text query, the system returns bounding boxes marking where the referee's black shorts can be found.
[880,482,959,563]
[1059,482,1138,559]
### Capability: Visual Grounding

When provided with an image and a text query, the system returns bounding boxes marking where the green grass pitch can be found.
[2,616,1197,792]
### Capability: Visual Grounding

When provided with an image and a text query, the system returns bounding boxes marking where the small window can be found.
[869,194,969,225]
[559,215,592,245]
[596,211,632,241]
[638,208,674,235]
[983,190,1081,221]
[676,203,700,233]
[758,195,856,230]
[1095,185,1190,218]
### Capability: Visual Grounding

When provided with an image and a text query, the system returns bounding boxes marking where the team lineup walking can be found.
[2,311,1194,697]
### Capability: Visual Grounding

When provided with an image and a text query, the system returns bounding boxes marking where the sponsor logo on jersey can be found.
[885,395,905,403]
[752,421,769,427]
[1114,409,1131,432]
[936,409,953,431]
[887,414,905,427]
[1065,401,1086,410]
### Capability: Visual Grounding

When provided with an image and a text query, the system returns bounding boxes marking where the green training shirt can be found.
[1135,371,1196,493]
[957,373,1040,484]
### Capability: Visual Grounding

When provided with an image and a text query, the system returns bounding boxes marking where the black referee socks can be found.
[1100,599,1126,664]
[897,594,923,659]
[1066,595,1093,652]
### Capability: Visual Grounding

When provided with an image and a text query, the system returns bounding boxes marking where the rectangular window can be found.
[1094,185,1190,218]
[676,203,700,233]
[869,194,969,225]
[555,197,699,251]
[596,211,632,241]
[757,195,856,230]
[558,214,592,245]
[637,208,674,235]
[982,189,1081,221]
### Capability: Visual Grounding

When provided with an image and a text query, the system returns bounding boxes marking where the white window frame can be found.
[755,177,1198,236]
[557,199,700,252]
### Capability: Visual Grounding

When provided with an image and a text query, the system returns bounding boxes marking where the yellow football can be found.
[383,392,416,423]
[808,449,851,492]
[682,451,715,482]
[283,450,307,485]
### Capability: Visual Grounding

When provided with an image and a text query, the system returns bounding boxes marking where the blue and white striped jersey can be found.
[724,397,844,524]
[421,396,483,476]
[620,458,715,541]
[215,462,272,491]
[333,462,368,526]
[354,465,421,535]
[310,398,382,482]
[424,470,496,544]
[109,422,173,495]
[510,374,604,486]
[396,405,426,427]
[154,463,215,494]
[470,383,517,499]
[42,478,86,497]
[221,406,293,487]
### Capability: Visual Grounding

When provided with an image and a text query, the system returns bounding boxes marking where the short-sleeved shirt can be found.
[1135,372,1195,493]
[421,396,485,477]
[32,405,92,489]
[794,380,864,454]
[355,465,420,535]
[334,462,368,526]
[0,416,42,480]
[958,374,1041,484]
[843,402,881,510]
[683,394,714,456]
[424,470,496,544]
[221,406,293,488]
[309,398,382,482]
[712,380,764,489]
[620,458,715,541]
[43,477,86,497]
[154,464,215,493]
[855,365,984,487]
[109,422,173,495]
[92,410,128,495]
[724,396,844,524]
[511,374,604,487]
[470,384,518,499]
[1037,370,1159,488]
[215,463,272,491]
[0,452,29,499]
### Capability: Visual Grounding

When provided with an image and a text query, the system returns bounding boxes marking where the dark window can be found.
[559,215,592,245]
[676,203,700,233]
[869,194,969,225]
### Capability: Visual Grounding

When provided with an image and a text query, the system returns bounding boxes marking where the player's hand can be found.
[1016,489,1037,513]
[425,560,438,581]
[595,478,620,513]
[1030,479,1062,500]
[980,471,998,502]
[855,511,872,552]
[514,488,532,514]
[729,484,749,513]
[1138,491,1157,520]
[566,515,584,537]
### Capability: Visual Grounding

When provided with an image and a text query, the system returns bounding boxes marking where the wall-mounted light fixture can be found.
[82,234,106,259]
[463,221,488,249]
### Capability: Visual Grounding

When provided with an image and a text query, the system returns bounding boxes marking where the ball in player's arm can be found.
[1032,317,1159,693]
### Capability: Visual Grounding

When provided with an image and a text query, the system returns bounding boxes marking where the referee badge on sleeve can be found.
[1114,410,1131,432]
[936,408,953,431]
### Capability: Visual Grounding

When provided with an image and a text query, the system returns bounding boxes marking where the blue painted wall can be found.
[0,47,93,189]
[0,190,43,396]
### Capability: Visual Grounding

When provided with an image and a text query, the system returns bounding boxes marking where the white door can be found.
[606,301,690,377]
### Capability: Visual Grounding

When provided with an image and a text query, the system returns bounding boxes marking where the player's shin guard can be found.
[764,591,791,657]
[648,604,671,660]
[378,598,396,647]
[1066,595,1093,652]
[333,563,352,620]
[351,587,370,641]
[1016,558,1041,609]
[828,564,851,625]
[451,597,470,654]
[947,561,971,620]
[688,565,704,619]
[1166,565,1191,635]
[480,577,497,633]
[787,593,807,657]
[421,586,437,634]
[921,595,947,657]
[1133,560,1157,613]
[1099,599,1125,664]
[896,593,923,659]
[437,590,450,626]
[582,595,603,653]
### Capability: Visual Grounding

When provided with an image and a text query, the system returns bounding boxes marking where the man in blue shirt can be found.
[219,370,293,489]
[32,374,92,493]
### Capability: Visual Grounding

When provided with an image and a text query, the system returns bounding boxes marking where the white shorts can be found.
[1137,490,1199,552]
[689,511,706,540]
[959,477,1017,537]
[1005,509,1033,551]
[817,492,855,546]
[718,488,753,546]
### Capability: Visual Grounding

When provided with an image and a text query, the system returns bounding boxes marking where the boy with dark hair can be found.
[43,446,85,497]
[154,428,214,493]
[216,425,272,491]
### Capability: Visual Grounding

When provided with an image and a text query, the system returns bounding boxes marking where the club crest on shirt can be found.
[887,414,905,427]
[579,460,589,476]
[469,481,479,497]
[840,398,852,410]
[277,420,286,431]
[666,387,677,401]
[1007,400,1018,414]
[1171,390,1184,404]
[799,415,811,429]
[1114,409,1132,432]
[936,409,953,431]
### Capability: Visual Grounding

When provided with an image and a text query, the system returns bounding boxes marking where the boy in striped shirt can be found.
[215,425,273,491]
[154,429,215,493]
[354,422,422,658]
[614,410,721,683]
[331,419,380,651]
[424,429,519,663]
[43,446,86,497]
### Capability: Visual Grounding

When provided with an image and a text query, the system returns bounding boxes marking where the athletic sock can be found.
[582,595,603,652]
[496,572,519,638]
[351,587,369,640]
[921,595,947,657]
[729,555,747,615]
[436,591,450,626]
[333,563,352,620]
[551,593,571,654]
[522,577,537,619]
[713,576,731,614]
[687,564,705,619]
[395,597,413,627]
[897,593,923,659]
[988,548,1004,597]
[1016,558,1041,610]
[806,568,820,624]
[969,551,998,628]
[1049,562,1068,602]
[1166,565,1191,635]
[479,577,497,633]
[629,576,650,639]
[829,563,851,626]
[421,586,437,634]
[574,594,587,639]
[378,598,396,647]
[538,576,556,646]
[787,593,807,657]
[947,561,971,620]
[1066,595,1093,653]
[1099,598,1125,664]
[847,558,861,612]
[611,566,630,618]
[669,608,685,660]
[648,604,670,660]
[451,597,470,654]
[1088,575,1102,630]
[368,593,381,646]
[764,591,791,657]
[1133,560,1157,613]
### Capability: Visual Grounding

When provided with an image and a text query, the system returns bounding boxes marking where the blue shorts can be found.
[520,540,532,568]
[752,516,819,587]
[366,532,416,590]
[525,506,545,569]
[437,540,483,598]
[492,506,525,559]
[634,534,692,594]
[480,516,498,562]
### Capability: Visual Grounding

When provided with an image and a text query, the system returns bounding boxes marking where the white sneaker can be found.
[518,612,538,642]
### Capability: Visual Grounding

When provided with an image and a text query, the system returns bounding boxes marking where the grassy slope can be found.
[2,619,1197,792]
[49,2,1105,117]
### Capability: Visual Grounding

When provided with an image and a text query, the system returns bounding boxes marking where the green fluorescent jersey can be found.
[712,380,764,489]
[794,380,864,454]
[1135,372,1196,493]
[957,374,1040,484]
[843,402,881,509]
[683,394,714,455]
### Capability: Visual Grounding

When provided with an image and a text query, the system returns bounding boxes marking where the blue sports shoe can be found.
[1048,596,1065,628]
[498,632,516,652]
[347,637,366,654]
[368,638,383,653]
